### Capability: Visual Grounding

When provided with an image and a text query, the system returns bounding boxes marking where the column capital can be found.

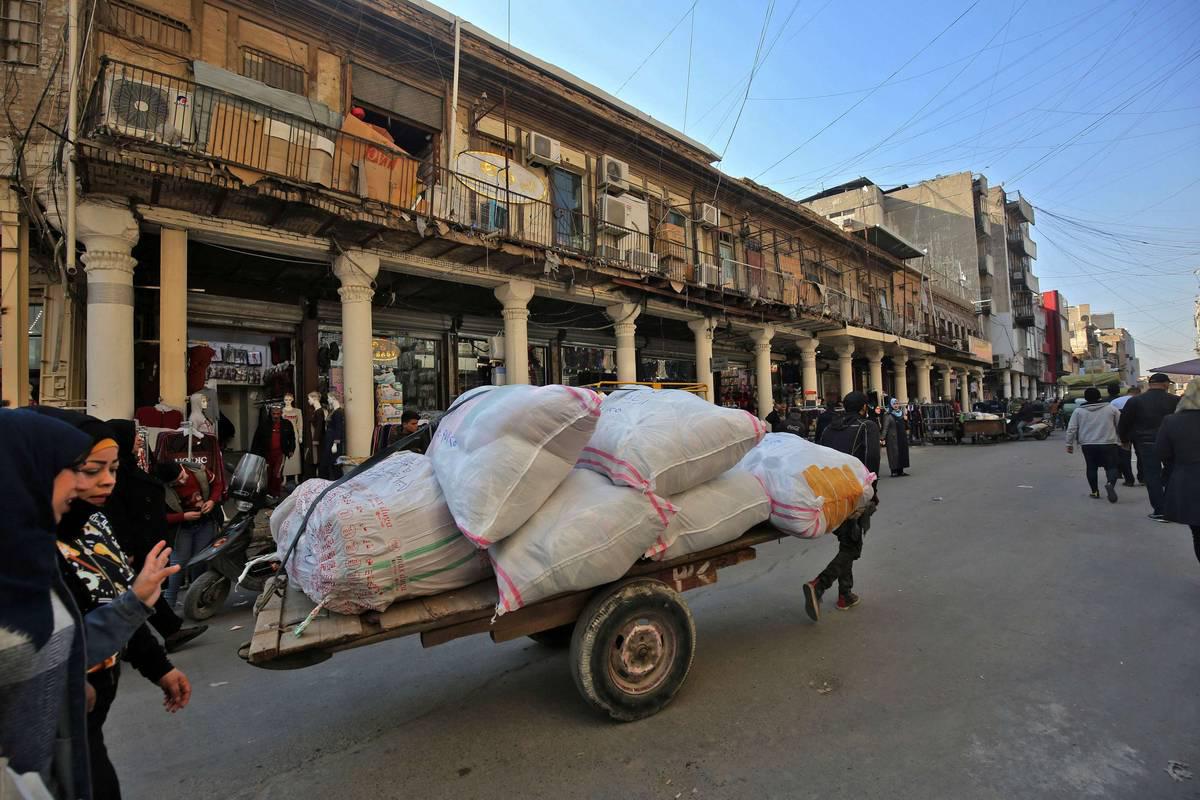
[891,349,910,366]
[606,302,642,337]
[749,324,776,346]
[864,344,885,363]
[835,342,856,359]
[333,249,380,289]
[75,200,138,257]
[913,356,932,369]
[687,317,716,341]
[797,336,819,356]
[495,279,535,309]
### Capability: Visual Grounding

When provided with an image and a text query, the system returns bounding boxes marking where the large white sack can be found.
[270,453,492,614]
[577,387,766,496]
[489,469,677,615]
[427,384,602,547]
[648,468,771,560]
[737,432,876,539]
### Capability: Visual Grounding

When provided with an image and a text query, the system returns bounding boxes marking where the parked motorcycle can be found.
[1005,416,1052,441]
[183,453,275,620]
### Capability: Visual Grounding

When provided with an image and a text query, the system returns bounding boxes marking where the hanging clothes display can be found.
[280,395,304,483]
[251,406,296,496]
[153,431,227,502]
[187,344,216,394]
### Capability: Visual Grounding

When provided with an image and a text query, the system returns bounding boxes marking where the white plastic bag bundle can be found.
[737,432,875,539]
[270,453,492,614]
[427,384,602,547]
[647,468,771,561]
[489,469,677,615]
[577,387,766,496]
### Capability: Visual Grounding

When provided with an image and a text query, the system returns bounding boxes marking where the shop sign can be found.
[710,357,729,372]
[455,151,547,202]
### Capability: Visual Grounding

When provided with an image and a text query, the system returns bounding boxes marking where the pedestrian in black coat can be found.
[1156,379,1200,564]
[1118,372,1181,520]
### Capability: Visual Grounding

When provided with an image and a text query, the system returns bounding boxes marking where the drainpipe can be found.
[446,17,461,172]
[66,0,78,276]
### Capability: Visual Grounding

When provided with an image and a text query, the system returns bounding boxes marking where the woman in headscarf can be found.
[0,408,92,799]
[104,420,207,651]
[1157,378,1200,565]
[55,416,192,800]
[880,397,911,477]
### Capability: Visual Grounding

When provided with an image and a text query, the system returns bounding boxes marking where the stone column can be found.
[687,317,716,402]
[1017,373,1027,399]
[750,325,775,418]
[974,368,986,403]
[959,368,971,410]
[0,185,29,407]
[865,345,885,399]
[892,350,909,404]
[76,201,139,420]
[332,249,380,460]
[494,280,535,385]
[940,366,953,402]
[914,357,933,403]
[836,342,855,399]
[798,337,819,406]
[159,228,188,409]
[606,302,641,385]
[1006,370,1017,399]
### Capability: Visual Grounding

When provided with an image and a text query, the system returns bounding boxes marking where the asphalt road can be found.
[107,436,1199,800]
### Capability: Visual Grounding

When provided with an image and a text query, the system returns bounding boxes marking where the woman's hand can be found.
[182,511,202,522]
[158,668,191,712]
[200,500,215,514]
[132,541,180,608]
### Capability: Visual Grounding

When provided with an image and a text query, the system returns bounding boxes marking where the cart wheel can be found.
[183,570,231,621]
[569,578,696,722]
[528,624,573,648]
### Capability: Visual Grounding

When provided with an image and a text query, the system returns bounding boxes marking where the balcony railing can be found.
[82,59,930,341]
[1005,195,1035,225]
[1013,289,1036,327]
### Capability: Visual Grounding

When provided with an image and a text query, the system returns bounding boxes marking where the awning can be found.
[850,225,924,260]
[1150,358,1200,376]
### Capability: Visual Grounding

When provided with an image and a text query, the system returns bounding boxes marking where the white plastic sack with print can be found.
[270,453,491,614]
[427,384,603,547]
[577,387,766,496]
[737,432,875,539]
[647,468,771,561]
[489,469,676,616]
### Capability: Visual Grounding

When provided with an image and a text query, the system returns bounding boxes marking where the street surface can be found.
[108,437,1199,799]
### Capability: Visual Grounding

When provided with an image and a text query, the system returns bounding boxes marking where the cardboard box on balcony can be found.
[657,222,687,245]
[777,253,802,276]
[205,102,334,188]
[335,115,419,209]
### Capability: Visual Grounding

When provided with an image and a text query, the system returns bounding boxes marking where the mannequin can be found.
[320,392,345,479]
[306,391,326,478]
[188,391,215,436]
[280,392,304,485]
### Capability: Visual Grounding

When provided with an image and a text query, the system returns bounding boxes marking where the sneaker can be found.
[1089,491,1100,499]
[836,593,861,610]
[1148,513,1169,523]
[1105,482,1118,503]
[164,625,208,653]
[802,580,821,622]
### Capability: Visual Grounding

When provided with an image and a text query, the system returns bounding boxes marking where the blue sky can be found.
[435,0,1200,372]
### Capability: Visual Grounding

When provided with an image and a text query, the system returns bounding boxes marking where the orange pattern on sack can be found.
[802,464,865,531]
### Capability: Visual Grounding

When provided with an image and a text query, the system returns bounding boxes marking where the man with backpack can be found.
[803,391,881,621]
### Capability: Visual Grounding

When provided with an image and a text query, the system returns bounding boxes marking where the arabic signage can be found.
[455,150,547,203]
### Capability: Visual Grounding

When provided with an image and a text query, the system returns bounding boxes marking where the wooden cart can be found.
[961,417,1007,443]
[242,526,785,721]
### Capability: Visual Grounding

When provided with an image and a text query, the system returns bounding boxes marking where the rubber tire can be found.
[528,624,574,648]
[1036,430,1050,440]
[184,570,231,621]
[569,578,696,722]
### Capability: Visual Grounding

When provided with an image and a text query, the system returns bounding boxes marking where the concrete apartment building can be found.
[0,0,998,456]
[1067,304,1140,385]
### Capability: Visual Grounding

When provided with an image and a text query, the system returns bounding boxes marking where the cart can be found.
[242,526,785,722]
[918,403,958,444]
[961,417,1007,444]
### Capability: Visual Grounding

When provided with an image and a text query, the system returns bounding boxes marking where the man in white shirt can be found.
[1109,383,1142,486]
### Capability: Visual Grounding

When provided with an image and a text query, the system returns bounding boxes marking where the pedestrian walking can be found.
[765,401,788,433]
[803,391,881,621]
[1117,373,1181,522]
[880,397,910,476]
[1109,385,1143,486]
[1156,378,1200,565]
[1065,387,1122,502]
[813,391,841,443]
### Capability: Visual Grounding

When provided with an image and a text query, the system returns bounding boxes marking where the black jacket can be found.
[251,414,297,458]
[1157,409,1200,526]
[765,409,786,433]
[1117,389,1180,443]
[105,469,169,567]
[814,408,839,443]
[819,411,882,477]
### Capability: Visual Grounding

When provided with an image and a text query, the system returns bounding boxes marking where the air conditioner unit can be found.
[599,155,629,193]
[698,202,719,229]
[477,199,508,232]
[598,194,629,235]
[524,131,561,167]
[103,74,195,144]
[695,262,719,287]
[625,249,659,274]
[596,243,624,260]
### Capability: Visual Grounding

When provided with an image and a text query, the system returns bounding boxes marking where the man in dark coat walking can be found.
[1156,378,1200,563]
[803,391,881,621]
[1118,373,1180,521]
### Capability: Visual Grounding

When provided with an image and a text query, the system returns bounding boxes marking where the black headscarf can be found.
[0,408,91,648]
[105,418,169,564]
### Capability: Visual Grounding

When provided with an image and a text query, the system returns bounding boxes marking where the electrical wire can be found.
[614,0,700,95]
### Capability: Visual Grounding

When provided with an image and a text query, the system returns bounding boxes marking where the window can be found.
[1,0,40,65]
[667,209,686,227]
[105,0,190,53]
[550,168,585,250]
[242,46,306,95]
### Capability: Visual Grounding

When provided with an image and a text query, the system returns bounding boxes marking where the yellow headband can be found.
[89,438,118,457]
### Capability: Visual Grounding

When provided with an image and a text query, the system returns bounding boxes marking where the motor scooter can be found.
[1005,415,1052,441]
[183,453,276,620]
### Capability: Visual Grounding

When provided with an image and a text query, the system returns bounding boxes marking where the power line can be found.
[614,0,700,95]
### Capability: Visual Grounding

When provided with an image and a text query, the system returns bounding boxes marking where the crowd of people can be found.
[1,408,207,800]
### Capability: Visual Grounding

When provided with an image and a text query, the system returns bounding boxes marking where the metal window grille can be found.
[241,46,306,95]
[1,0,41,66]
[105,0,190,53]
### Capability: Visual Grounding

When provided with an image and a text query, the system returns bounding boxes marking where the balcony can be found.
[1013,290,1036,327]
[1005,194,1034,225]
[1006,229,1037,259]
[977,283,993,315]
[978,251,994,276]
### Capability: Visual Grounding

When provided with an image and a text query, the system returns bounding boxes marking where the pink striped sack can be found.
[577,387,766,497]
[427,384,602,548]
[646,468,771,560]
[489,469,677,616]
